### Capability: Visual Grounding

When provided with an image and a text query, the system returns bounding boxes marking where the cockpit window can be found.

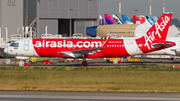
[10,43,19,47]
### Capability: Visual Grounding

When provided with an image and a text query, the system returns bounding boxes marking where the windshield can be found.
[10,43,19,47]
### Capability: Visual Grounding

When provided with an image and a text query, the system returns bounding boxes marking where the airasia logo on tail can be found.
[144,15,170,49]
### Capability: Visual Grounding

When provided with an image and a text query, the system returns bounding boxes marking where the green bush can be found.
[51,67,57,70]
[33,67,40,69]
[0,67,6,70]
[41,67,48,69]
[58,67,66,71]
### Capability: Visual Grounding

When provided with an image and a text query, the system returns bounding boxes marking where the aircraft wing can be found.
[72,47,104,55]
[170,49,180,56]
[58,35,110,58]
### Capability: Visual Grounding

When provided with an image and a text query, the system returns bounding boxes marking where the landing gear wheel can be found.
[82,61,88,67]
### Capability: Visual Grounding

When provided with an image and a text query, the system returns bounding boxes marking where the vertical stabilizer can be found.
[121,14,133,24]
[146,16,155,25]
[133,15,142,24]
[99,15,107,25]
[136,13,173,51]
[139,15,152,27]
[104,14,117,25]
[152,16,158,23]
[112,14,124,24]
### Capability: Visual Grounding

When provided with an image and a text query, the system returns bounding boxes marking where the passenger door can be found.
[24,40,29,51]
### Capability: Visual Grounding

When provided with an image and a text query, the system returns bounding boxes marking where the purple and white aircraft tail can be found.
[99,15,107,25]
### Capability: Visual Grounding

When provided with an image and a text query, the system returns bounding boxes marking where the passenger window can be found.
[10,43,19,47]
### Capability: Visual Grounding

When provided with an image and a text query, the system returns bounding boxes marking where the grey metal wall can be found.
[36,0,99,37]
[39,19,58,36]
[1,0,23,39]
[38,0,98,18]
[74,19,95,37]
[27,0,37,26]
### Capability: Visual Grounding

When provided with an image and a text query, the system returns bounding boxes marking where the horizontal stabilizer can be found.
[152,42,173,49]
[170,49,180,56]
[171,49,180,52]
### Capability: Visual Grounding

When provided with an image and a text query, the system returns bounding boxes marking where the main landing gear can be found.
[82,61,88,67]
[82,55,88,67]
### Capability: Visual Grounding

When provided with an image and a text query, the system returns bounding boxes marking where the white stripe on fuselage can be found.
[124,39,143,56]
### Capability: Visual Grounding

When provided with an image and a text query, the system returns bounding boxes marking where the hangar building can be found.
[0,0,100,40]
[0,0,23,40]
[28,0,99,37]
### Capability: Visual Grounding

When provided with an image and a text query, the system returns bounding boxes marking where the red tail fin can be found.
[133,15,142,24]
[136,12,172,51]
[145,13,172,41]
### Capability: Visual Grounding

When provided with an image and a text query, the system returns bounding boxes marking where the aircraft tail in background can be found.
[99,15,107,25]
[133,15,142,24]
[146,16,155,25]
[112,14,124,24]
[121,14,133,24]
[104,14,117,25]
[139,15,152,27]
[152,16,158,22]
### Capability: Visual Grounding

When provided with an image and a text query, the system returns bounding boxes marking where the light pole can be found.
[150,0,151,17]
[69,9,73,37]
[163,0,165,13]
[119,0,121,18]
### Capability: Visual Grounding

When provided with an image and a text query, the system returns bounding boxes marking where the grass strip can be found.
[0,65,180,93]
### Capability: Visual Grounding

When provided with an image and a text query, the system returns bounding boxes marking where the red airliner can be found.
[4,13,175,66]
